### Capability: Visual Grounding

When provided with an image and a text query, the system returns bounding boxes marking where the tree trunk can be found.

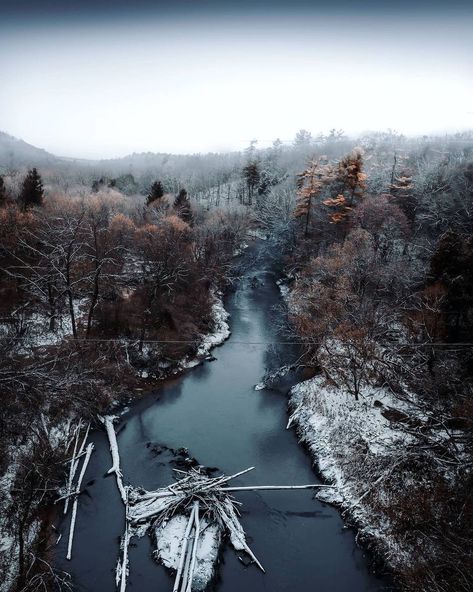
[67,289,77,339]
[86,269,100,338]
[304,196,311,238]
[47,281,56,332]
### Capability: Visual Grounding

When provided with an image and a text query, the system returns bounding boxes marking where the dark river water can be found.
[56,247,393,592]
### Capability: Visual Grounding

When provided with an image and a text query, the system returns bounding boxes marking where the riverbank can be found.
[288,376,412,558]
[0,290,231,592]
[287,369,469,591]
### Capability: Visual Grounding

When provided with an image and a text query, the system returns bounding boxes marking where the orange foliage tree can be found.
[322,147,367,224]
[294,156,332,237]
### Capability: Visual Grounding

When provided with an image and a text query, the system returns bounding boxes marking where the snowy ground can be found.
[154,516,221,591]
[287,375,419,571]
[0,463,20,592]
[0,301,89,591]
[0,298,89,352]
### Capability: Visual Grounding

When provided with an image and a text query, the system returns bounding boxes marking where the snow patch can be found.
[276,278,291,303]
[154,516,221,591]
[196,293,231,357]
[178,292,231,370]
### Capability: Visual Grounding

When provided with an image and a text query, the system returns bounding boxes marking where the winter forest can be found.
[1,1,472,592]
[1,127,472,592]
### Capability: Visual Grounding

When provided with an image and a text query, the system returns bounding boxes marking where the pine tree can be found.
[19,168,44,210]
[146,181,165,206]
[174,188,192,223]
[242,161,260,205]
[293,129,312,147]
[0,176,7,207]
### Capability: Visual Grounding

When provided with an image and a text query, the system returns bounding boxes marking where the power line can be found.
[1,336,472,347]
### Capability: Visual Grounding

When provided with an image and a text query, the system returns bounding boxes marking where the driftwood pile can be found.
[128,465,266,590]
[60,416,335,591]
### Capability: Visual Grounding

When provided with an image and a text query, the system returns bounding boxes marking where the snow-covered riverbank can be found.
[287,374,462,584]
[288,377,410,573]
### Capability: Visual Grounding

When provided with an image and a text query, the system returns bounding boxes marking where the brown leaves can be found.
[323,194,347,207]
[293,158,334,227]
[0,204,36,248]
[294,148,367,229]
[322,194,353,224]
[337,147,367,198]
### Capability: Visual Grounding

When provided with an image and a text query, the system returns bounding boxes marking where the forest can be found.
[0,128,472,592]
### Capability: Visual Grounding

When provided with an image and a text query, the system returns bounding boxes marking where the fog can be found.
[0,4,472,158]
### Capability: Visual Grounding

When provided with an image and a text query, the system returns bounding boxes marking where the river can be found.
[55,246,392,592]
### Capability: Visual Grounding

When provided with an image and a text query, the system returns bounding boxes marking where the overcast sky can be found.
[0,0,472,158]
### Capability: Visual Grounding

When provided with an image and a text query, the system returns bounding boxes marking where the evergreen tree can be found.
[173,188,192,223]
[147,180,165,206]
[242,161,260,205]
[19,168,44,210]
[293,129,312,147]
[0,176,7,207]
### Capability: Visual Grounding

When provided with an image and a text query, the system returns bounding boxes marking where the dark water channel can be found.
[56,247,393,592]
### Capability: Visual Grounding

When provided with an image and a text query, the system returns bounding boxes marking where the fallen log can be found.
[133,481,334,502]
[173,504,197,592]
[180,535,193,592]
[185,501,200,592]
[62,444,78,513]
[215,497,265,573]
[222,484,334,492]
[64,422,90,515]
[66,442,94,560]
[198,467,255,493]
[101,415,127,503]
[116,488,131,592]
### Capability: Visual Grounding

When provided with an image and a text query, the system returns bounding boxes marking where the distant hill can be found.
[0,131,66,169]
[0,131,246,198]
[0,131,242,176]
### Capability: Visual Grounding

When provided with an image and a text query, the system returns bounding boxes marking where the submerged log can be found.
[215,497,265,573]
